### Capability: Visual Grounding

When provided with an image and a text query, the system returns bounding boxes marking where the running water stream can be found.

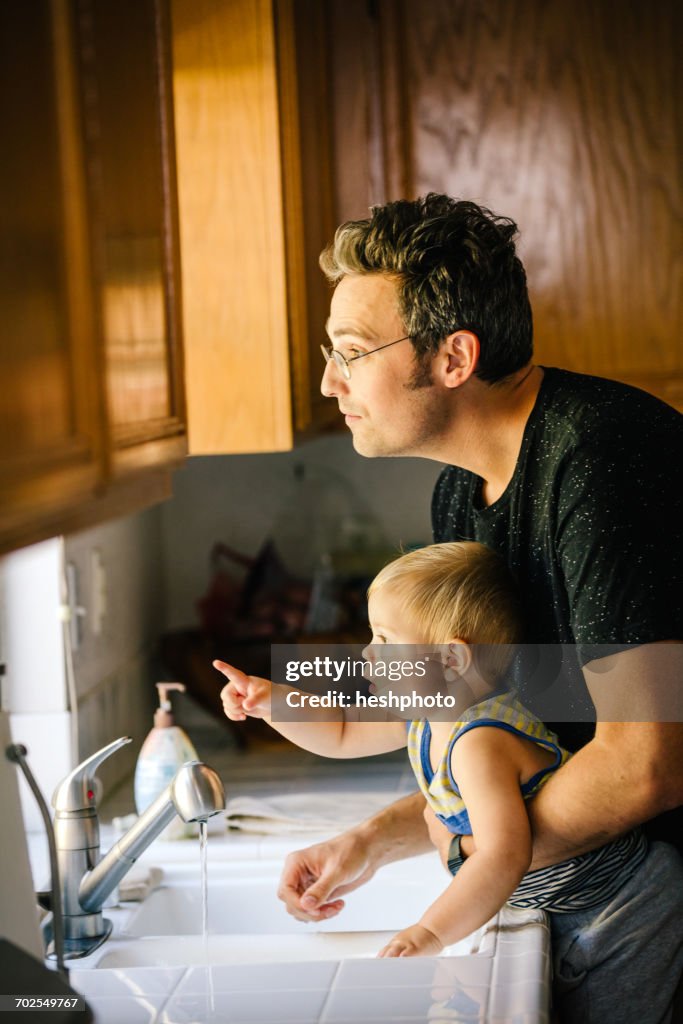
[199,821,216,1018]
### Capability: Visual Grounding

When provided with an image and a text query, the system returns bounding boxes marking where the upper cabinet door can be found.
[172,0,339,454]
[0,0,187,556]
[74,0,187,475]
[0,1,104,550]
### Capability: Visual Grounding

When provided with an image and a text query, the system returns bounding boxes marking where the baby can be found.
[214,541,649,957]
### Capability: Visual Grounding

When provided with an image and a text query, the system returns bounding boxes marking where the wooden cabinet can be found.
[174,0,682,461]
[6,0,670,553]
[75,0,187,476]
[0,0,186,555]
[172,0,339,453]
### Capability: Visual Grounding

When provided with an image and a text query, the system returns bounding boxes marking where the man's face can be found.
[321,274,451,458]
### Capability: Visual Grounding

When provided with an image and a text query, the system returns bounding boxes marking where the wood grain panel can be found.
[328,0,386,220]
[172,0,294,453]
[75,0,187,466]
[377,0,682,406]
[277,0,339,436]
[0,0,104,537]
[0,0,188,555]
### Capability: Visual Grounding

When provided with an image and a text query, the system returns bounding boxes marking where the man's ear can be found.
[438,330,480,389]
[444,639,472,679]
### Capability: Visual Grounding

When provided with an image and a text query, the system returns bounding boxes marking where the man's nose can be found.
[320,359,347,398]
[362,642,375,664]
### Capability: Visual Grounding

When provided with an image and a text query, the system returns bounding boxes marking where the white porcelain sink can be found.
[123,856,450,938]
[95,854,486,967]
[80,851,552,1023]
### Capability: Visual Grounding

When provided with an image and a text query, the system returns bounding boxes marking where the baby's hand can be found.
[377,923,443,958]
[213,660,272,721]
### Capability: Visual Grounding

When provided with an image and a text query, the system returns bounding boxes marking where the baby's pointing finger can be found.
[213,660,250,691]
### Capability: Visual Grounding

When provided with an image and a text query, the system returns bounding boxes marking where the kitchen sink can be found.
[94,854,488,966]
[123,856,450,938]
[77,849,551,1024]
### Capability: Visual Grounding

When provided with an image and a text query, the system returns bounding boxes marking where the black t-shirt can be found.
[431,367,683,841]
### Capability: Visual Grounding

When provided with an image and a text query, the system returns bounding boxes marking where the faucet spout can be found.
[79,761,225,914]
[52,737,226,956]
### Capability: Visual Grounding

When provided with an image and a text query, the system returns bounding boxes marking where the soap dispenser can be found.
[134,682,199,839]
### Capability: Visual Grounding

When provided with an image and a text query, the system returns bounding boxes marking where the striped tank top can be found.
[407,692,648,912]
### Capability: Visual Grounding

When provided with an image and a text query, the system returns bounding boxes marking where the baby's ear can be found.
[444,639,472,679]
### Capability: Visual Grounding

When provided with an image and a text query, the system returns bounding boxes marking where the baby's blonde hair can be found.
[368,542,523,683]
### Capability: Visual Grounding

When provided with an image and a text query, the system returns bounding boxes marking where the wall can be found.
[160,432,443,631]
[62,506,166,795]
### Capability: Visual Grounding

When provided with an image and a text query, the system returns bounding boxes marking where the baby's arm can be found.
[379,727,532,957]
[213,660,407,759]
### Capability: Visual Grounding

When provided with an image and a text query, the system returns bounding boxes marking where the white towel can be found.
[118,865,164,902]
[225,792,394,835]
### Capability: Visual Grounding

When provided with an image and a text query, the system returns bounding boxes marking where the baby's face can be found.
[363,589,449,710]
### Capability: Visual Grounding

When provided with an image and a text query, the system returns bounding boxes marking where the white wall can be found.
[160,432,444,630]
[62,506,166,791]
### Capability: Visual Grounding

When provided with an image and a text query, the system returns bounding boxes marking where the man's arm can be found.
[522,643,683,867]
[522,420,683,863]
[459,643,683,869]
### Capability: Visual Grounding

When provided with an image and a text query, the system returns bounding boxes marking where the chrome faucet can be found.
[51,736,225,958]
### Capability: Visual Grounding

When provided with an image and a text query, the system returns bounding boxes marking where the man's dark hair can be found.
[320,194,533,383]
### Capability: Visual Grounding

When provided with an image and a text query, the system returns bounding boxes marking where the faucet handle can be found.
[52,736,132,813]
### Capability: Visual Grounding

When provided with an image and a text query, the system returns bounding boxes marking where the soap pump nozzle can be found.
[154,681,185,728]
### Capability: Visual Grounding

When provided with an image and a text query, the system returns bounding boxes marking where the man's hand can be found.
[278,792,436,921]
[277,833,376,922]
[377,923,443,958]
[213,660,272,721]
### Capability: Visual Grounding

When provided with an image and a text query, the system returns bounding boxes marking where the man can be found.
[278,195,683,1021]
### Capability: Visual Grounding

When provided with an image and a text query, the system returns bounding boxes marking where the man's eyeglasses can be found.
[320,335,412,381]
